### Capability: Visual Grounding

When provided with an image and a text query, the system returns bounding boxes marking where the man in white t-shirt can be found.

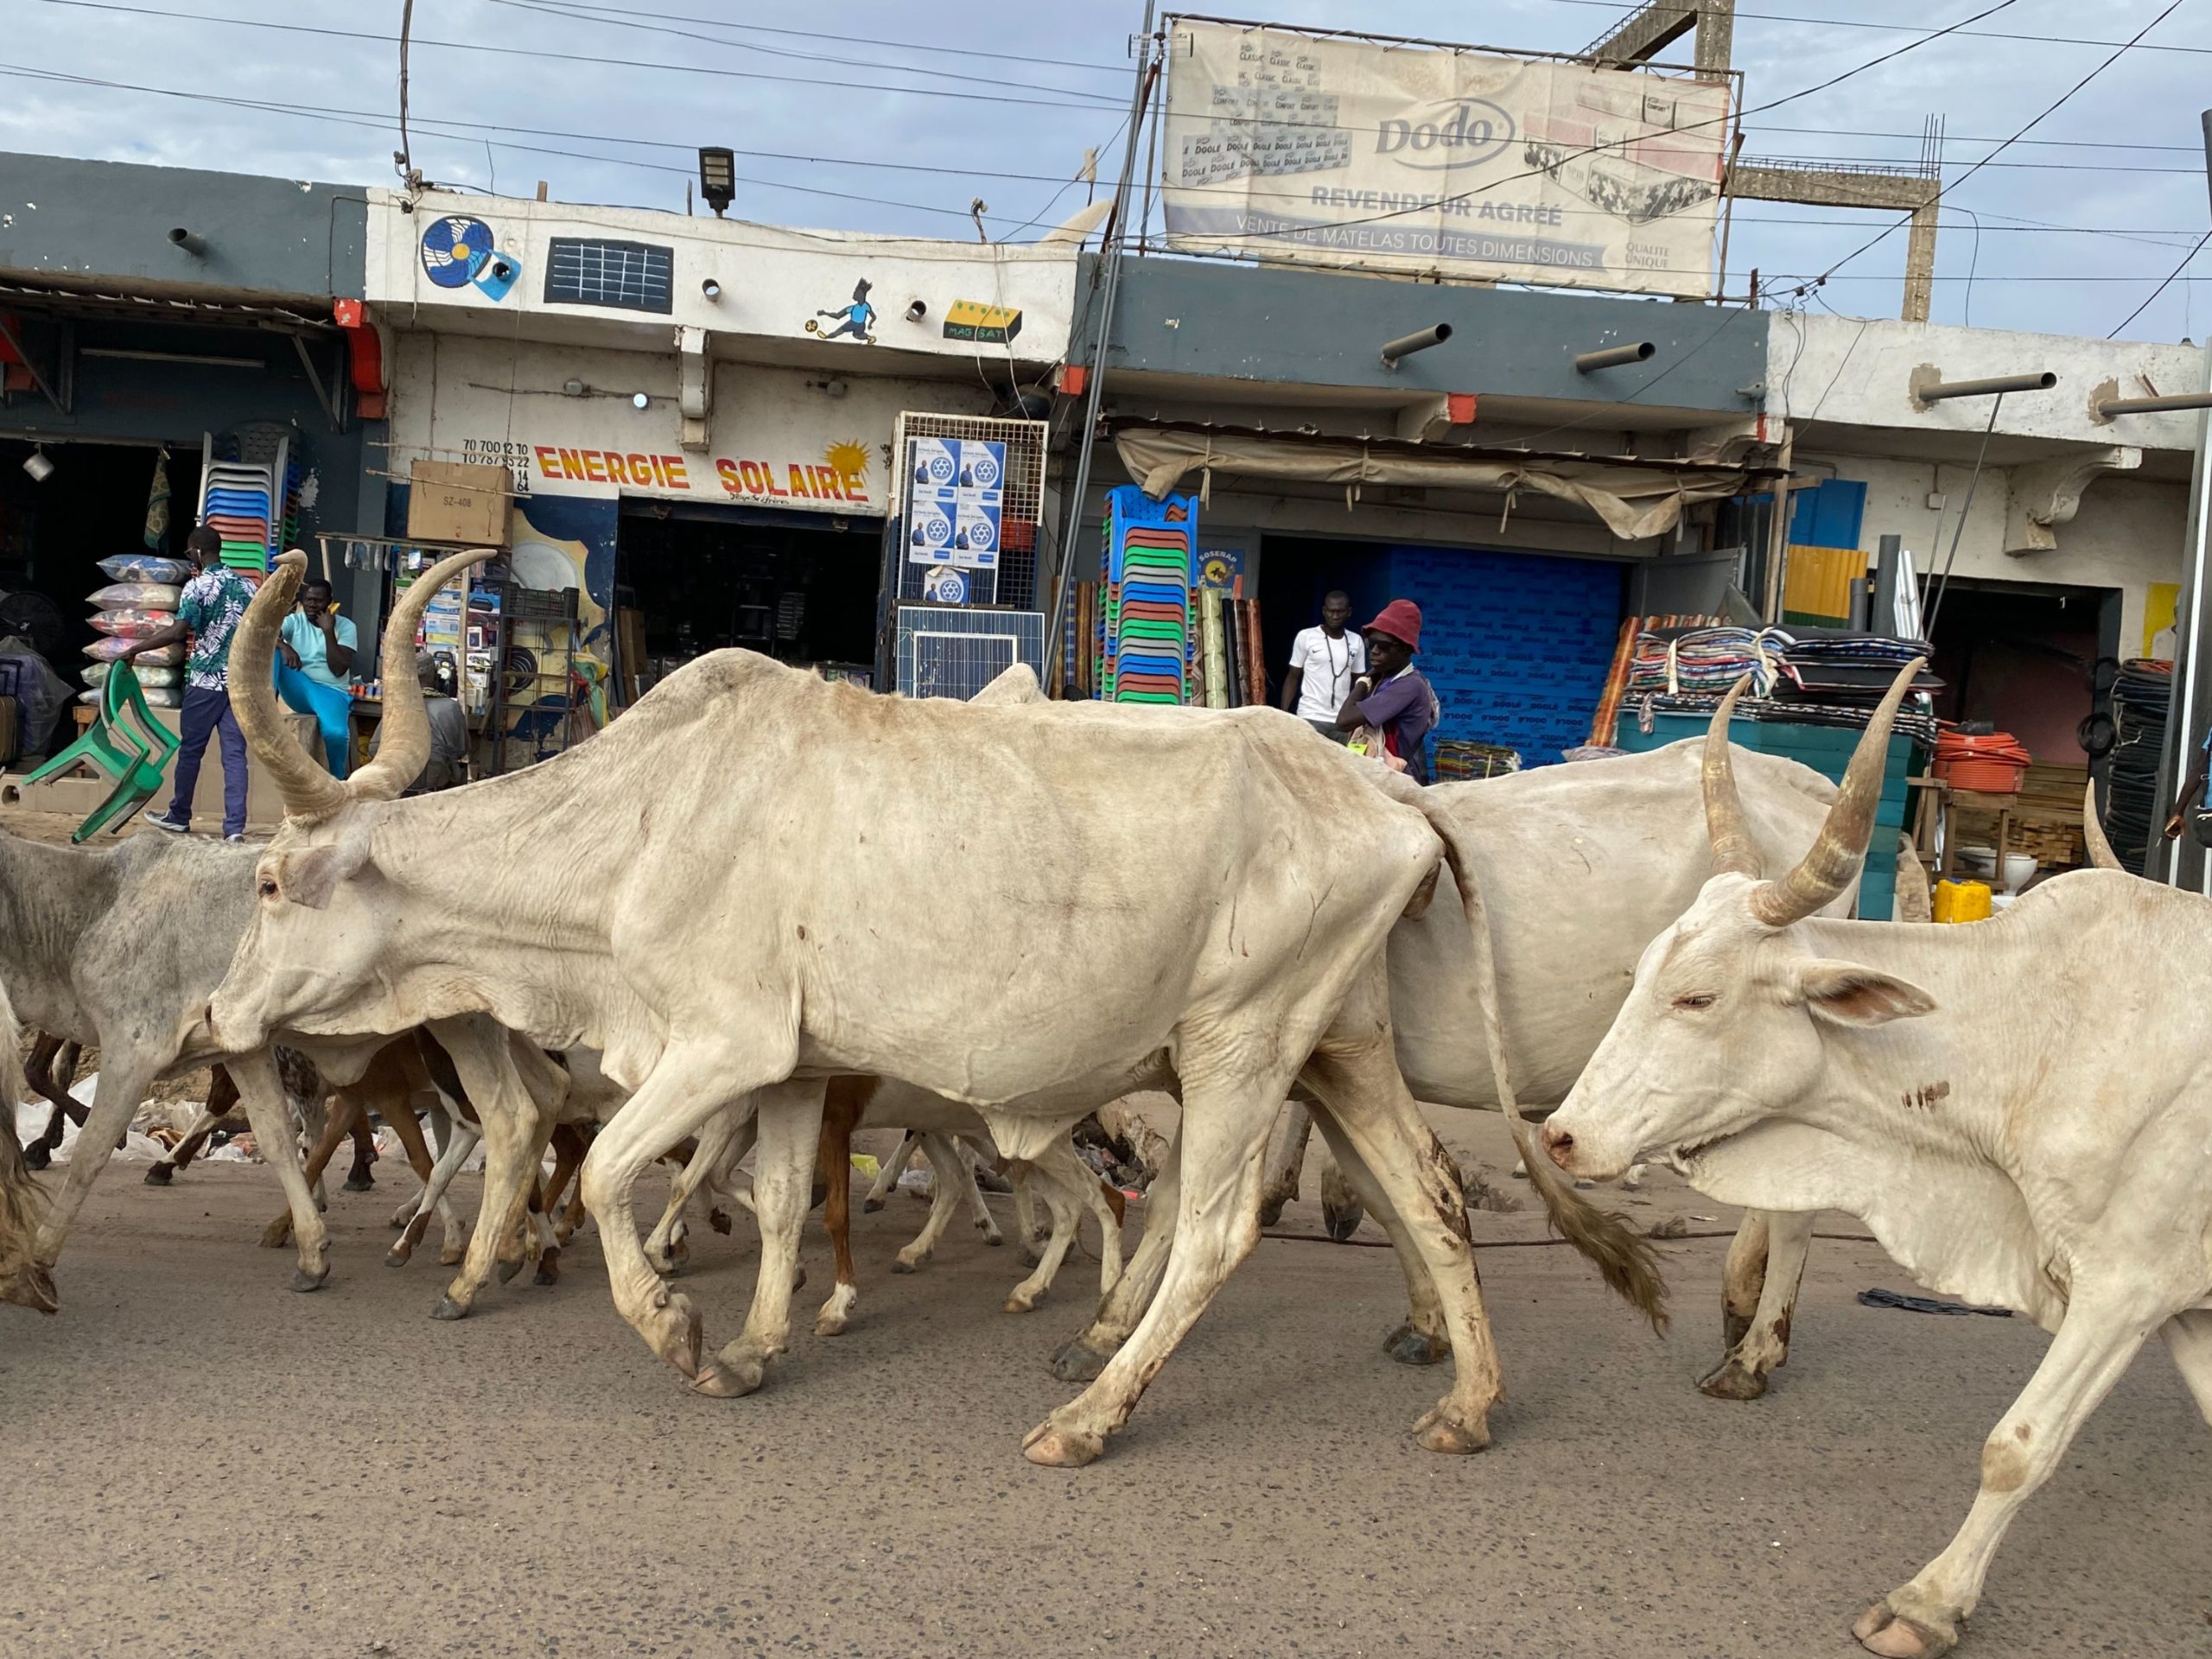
[1281,589,1366,739]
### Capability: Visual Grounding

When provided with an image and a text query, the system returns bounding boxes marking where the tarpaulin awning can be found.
[1112,425,1751,542]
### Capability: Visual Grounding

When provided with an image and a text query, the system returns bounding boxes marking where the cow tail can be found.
[1412,794,1670,1334]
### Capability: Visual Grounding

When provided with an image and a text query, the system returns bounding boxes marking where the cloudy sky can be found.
[5,0,2209,341]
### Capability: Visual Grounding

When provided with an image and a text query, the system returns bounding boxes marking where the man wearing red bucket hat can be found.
[1332,598,1440,783]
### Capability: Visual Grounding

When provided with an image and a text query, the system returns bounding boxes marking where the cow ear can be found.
[276,823,374,911]
[1792,958,1937,1027]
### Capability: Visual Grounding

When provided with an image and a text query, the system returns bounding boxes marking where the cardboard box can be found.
[406,460,510,547]
[3,708,327,834]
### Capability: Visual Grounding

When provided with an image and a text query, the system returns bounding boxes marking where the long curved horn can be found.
[1749,656,1925,927]
[231,550,350,823]
[2082,778,2125,871]
[348,546,490,803]
[1703,672,1762,879]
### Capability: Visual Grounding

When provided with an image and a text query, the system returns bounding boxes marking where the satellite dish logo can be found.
[422,216,495,288]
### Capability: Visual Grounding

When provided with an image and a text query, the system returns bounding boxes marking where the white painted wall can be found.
[368,189,1078,365]
[389,332,997,517]
[1800,446,2186,652]
[1770,310,2208,451]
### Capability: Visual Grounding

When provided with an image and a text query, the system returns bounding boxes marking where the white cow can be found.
[1543,668,2212,1657]
[206,549,1534,1467]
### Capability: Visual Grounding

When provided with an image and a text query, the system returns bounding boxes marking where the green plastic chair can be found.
[24,660,184,842]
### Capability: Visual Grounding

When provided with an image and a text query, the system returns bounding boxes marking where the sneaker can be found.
[147,813,189,834]
[224,834,247,843]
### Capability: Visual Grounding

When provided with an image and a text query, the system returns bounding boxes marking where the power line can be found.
[1799,0,2190,295]
[480,0,1124,104]
[1215,0,2031,249]
[1751,123,2212,155]
[2107,230,2212,337]
[16,0,1128,112]
[496,0,1128,76]
[1535,0,2212,57]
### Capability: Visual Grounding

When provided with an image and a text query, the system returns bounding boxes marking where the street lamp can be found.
[697,148,735,218]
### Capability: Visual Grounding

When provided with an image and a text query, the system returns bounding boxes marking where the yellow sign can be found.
[2145,581,2181,658]
[943,300,1023,346]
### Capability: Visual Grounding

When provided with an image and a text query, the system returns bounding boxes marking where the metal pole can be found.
[2094,391,2212,417]
[1379,324,1454,368]
[1574,340,1656,373]
[1912,371,2055,403]
[2153,108,2212,888]
[1044,0,1156,693]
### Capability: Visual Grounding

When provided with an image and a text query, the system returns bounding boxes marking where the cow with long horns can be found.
[205,547,1545,1466]
[1541,662,2212,1656]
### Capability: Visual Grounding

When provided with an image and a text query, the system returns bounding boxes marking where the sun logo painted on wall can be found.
[824,440,870,494]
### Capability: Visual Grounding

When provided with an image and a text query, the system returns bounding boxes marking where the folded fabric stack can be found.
[1624,624,1942,748]
[1432,739,1520,782]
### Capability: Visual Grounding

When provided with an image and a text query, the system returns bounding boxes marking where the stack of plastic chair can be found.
[197,429,290,574]
[22,660,183,842]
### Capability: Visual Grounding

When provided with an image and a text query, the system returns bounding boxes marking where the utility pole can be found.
[2151,110,2212,887]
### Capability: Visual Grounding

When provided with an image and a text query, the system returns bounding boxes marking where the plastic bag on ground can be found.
[88,582,183,611]
[0,636,74,748]
[98,554,192,585]
[87,608,177,640]
[84,638,182,664]
[85,660,181,688]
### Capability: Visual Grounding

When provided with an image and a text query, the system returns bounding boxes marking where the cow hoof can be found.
[1255,1192,1289,1229]
[384,1249,410,1269]
[495,1256,524,1286]
[429,1296,470,1321]
[1017,1243,1043,1269]
[23,1141,53,1173]
[1853,1601,1953,1657]
[861,1196,886,1213]
[709,1208,733,1236]
[142,1160,172,1185]
[1382,1322,1451,1366]
[1322,1200,1364,1242]
[342,1175,374,1193]
[1003,1291,1040,1314]
[1047,1337,1111,1382]
[259,1217,294,1250]
[692,1354,765,1398]
[1,1262,60,1314]
[534,1249,561,1287]
[289,1266,327,1294]
[1697,1357,1770,1402]
[892,1249,929,1274]
[1414,1404,1490,1456]
[438,1244,466,1268]
[1021,1421,1104,1468]
[982,1226,1004,1247]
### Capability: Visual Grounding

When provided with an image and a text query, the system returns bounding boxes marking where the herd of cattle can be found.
[3,543,2208,1657]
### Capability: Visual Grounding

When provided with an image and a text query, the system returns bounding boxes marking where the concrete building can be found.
[365,187,1084,718]
[0,151,383,645]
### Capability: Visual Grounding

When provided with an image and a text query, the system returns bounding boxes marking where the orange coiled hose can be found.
[1934,727,2034,793]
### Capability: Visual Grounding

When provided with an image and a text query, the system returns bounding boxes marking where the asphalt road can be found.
[3,1122,2207,1659]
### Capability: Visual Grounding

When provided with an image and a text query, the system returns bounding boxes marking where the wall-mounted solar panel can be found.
[544,238,674,314]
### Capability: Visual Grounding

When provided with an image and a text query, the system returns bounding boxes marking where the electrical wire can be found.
[1794,0,2190,296]
[1184,0,2030,251]
[15,0,1128,112]
[2107,229,2212,339]
[1533,0,2212,57]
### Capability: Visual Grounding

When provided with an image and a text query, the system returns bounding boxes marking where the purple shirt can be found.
[1357,666,1437,781]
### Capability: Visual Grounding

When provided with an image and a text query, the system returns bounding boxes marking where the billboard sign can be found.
[1160,20,1731,297]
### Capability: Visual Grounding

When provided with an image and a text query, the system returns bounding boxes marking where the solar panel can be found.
[543,238,675,314]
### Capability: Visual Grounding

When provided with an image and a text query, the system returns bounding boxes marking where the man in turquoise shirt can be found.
[276,575,358,776]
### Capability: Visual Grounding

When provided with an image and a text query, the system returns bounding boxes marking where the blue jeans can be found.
[168,683,247,837]
[275,662,353,779]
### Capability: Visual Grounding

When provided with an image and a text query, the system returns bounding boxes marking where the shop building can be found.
[0,151,382,677]
[366,188,1081,756]
[1065,252,1777,767]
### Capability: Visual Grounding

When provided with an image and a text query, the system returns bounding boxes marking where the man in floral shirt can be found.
[122,524,257,840]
